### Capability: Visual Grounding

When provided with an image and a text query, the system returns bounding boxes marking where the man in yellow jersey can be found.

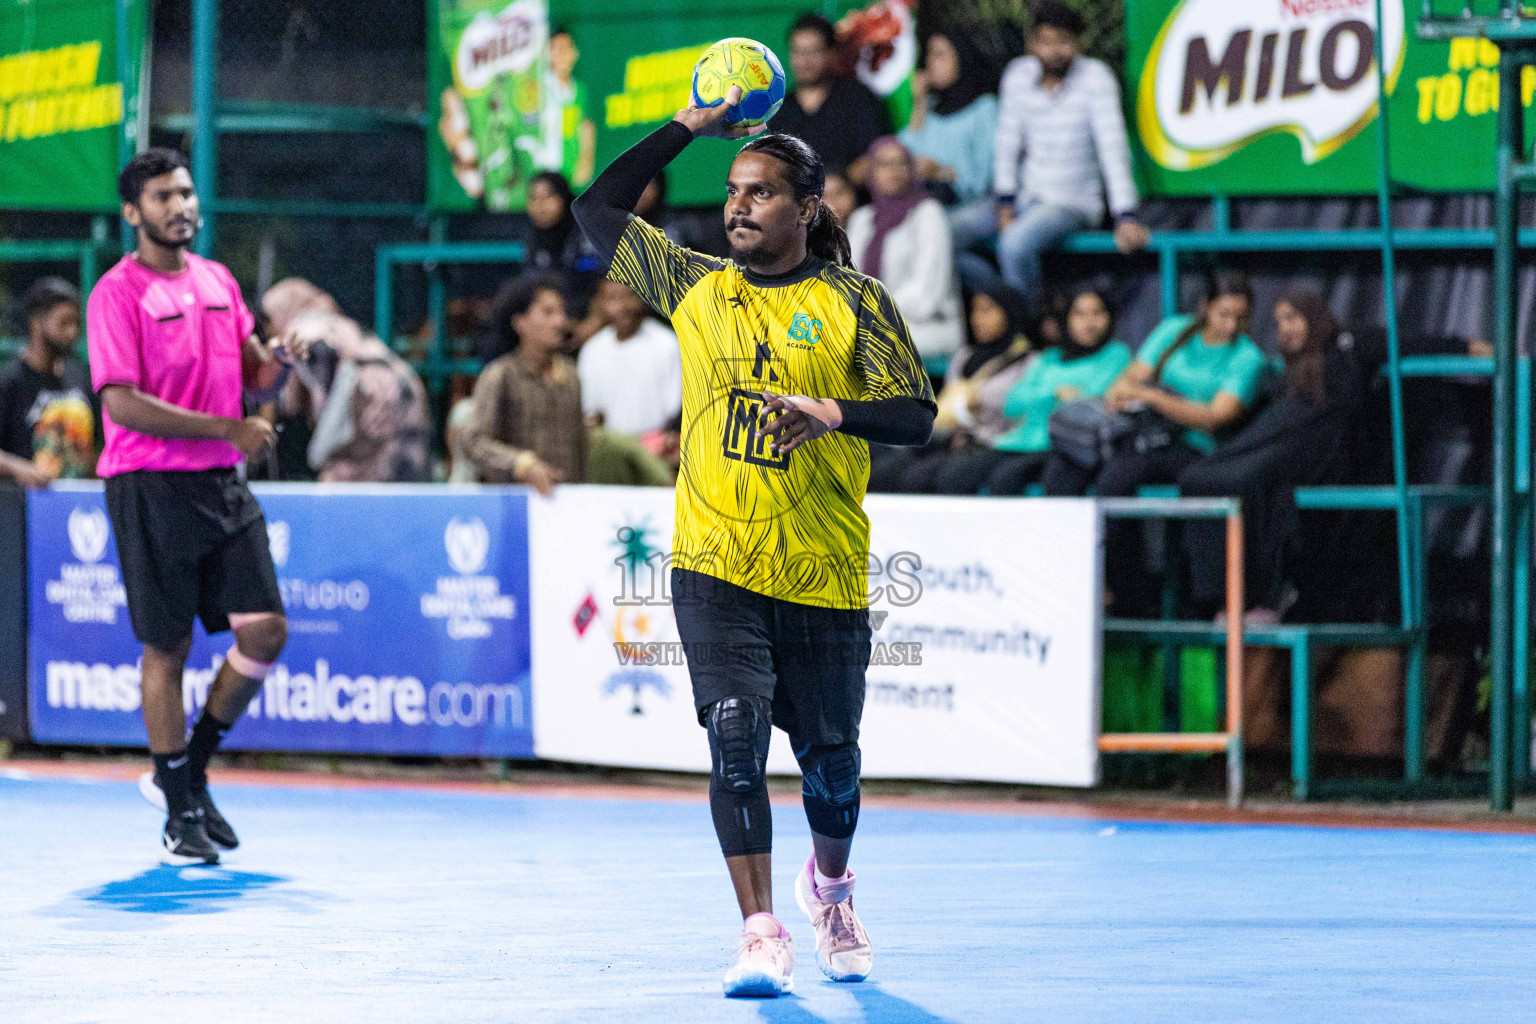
[574,86,935,998]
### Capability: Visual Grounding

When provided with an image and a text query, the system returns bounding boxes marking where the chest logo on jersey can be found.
[787,312,823,350]
[721,387,789,470]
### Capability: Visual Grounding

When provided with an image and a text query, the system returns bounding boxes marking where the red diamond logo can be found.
[573,593,598,637]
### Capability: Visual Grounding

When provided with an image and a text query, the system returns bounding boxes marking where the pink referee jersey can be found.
[86,253,255,477]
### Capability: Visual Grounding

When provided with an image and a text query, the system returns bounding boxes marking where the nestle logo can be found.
[1279,0,1367,18]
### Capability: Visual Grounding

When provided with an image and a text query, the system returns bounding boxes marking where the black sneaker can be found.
[162,810,220,865]
[140,771,238,850]
[195,788,239,850]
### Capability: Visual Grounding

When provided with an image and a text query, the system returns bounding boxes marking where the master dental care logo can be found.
[46,506,125,624]
[421,517,516,640]
[454,0,547,94]
[1138,0,1406,170]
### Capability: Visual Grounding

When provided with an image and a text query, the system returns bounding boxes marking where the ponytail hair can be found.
[1155,270,1253,378]
[738,132,853,267]
[806,202,852,268]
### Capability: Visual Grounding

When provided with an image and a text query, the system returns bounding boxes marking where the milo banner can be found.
[428,0,914,210]
[1128,0,1536,195]
[0,0,149,211]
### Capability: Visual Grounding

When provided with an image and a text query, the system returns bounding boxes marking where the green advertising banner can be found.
[0,0,149,211]
[1126,0,1536,195]
[427,0,916,211]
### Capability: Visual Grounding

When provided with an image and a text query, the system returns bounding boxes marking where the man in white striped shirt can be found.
[989,2,1149,309]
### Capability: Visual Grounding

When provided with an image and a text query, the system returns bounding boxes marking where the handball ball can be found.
[691,37,786,127]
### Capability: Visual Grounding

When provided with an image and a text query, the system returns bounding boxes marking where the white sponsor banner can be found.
[529,486,1101,786]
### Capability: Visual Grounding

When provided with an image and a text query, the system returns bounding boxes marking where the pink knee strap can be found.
[229,612,281,630]
[225,644,274,680]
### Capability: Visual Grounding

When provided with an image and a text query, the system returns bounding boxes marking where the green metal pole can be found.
[1372,0,1414,639]
[191,0,219,257]
[1489,49,1524,812]
[1516,353,1531,786]
[1212,194,1231,233]
[1159,248,1178,318]
[115,0,135,254]
[374,249,393,345]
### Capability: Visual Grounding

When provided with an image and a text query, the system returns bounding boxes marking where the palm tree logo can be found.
[600,519,672,715]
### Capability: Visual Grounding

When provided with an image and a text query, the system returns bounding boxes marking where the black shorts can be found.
[104,468,283,650]
[670,568,871,748]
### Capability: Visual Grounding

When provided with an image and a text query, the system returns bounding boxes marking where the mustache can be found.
[727,218,761,232]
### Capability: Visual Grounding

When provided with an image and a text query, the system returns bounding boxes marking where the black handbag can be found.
[1047,398,1134,469]
[1048,324,1199,469]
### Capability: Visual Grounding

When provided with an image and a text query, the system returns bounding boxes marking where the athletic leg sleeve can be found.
[704,696,774,858]
[795,742,861,840]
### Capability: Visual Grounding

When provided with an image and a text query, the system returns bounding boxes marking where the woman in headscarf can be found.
[524,170,605,349]
[845,136,965,362]
[901,30,998,256]
[933,285,1131,495]
[869,280,1034,492]
[1176,290,1364,622]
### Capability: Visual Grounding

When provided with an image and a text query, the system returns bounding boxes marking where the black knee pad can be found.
[795,742,861,839]
[705,696,773,857]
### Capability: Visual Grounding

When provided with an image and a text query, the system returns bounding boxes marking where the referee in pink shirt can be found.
[87,149,307,864]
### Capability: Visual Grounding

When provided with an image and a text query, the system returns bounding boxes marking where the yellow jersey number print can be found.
[606,216,933,610]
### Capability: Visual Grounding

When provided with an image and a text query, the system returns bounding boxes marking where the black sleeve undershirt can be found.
[836,396,935,447]
[571,120,694,262]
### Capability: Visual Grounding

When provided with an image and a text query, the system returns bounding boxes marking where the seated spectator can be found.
[525,170,605,348]
[578,280,682,436]
[261,278,431,483]
[1045,272,1263,614]
[902,31,998,230]
[846,137,965,362]
[870,281,1034,493]
[1177,291,1364,623]
[468,273,585,495]
[821,172,859,228]
[989,1,1148,309]
[770,13,890,184]
[0,277,95,486]
[1044,272,1263,496]
[975,286,1132,495]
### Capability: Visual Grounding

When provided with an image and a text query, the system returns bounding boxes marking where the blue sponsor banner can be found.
[28,483,533,757]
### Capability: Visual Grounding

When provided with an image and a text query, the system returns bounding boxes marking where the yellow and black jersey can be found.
[606,216,933,609]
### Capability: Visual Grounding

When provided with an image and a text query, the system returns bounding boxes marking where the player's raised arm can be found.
[573,85,760,261]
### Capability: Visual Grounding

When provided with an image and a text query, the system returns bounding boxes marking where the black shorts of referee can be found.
[670,567,871,748]
[104,468,283,650]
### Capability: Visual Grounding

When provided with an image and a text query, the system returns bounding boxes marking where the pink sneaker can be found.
[794,854,873,982]
[723,912,795,998]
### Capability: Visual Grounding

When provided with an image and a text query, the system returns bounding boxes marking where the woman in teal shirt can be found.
[1042,272,1264,497]
[936,287,1130,494]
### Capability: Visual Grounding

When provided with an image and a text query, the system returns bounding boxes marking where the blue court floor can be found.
[3,769,1535,1024]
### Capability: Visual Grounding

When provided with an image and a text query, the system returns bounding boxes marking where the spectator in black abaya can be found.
[1177,291,1363,623]
[525,170,605,349]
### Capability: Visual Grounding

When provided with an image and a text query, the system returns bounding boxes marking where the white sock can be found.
[814,865,849,889]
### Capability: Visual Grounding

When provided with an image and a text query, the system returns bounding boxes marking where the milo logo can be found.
[1138,0,1406,170]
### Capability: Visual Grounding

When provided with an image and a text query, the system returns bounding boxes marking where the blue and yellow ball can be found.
[690,37,786,128]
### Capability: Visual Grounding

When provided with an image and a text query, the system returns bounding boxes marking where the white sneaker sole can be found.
[138,771,167,812]
[794,872,872,983]
[723,968,793,998]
